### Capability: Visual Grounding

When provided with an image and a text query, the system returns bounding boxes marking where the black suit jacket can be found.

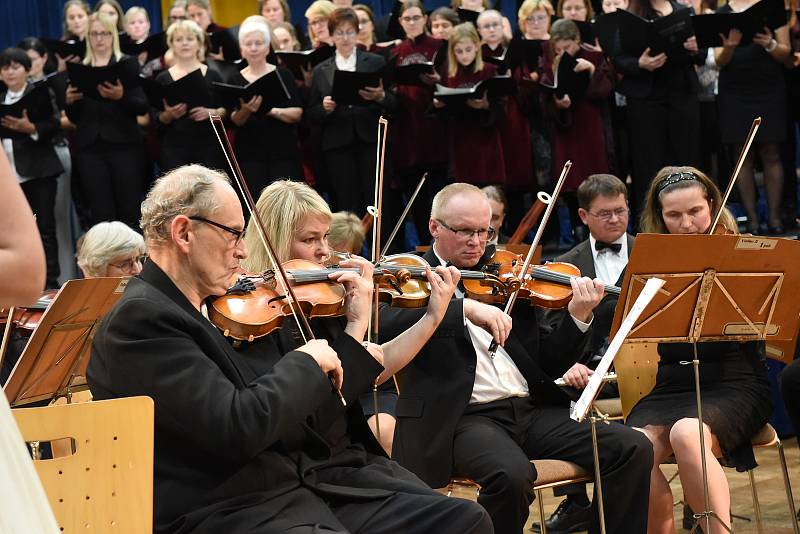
[307,49,397,151]
[65,56,147,149]
[378,248,586,488]
[88,262,400,533]
[0,84,63,178]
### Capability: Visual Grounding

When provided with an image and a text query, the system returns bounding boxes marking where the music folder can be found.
[691,0,787,48]
[140,69,211,110]
[616,8,694,56]
[539,52,591,100]
[275,45,335,80]
[574,20,597,44]
[209,27,241,61]
[433,75,516,107]
[0,83,53,140]
[119,31,168,60]
[65,56,140,100]
[457,8,481,25]
[212,70,291,114]
[507,37,546,70]
[331,70,381,106]
[41,37,86,59]
[593,12,621,52]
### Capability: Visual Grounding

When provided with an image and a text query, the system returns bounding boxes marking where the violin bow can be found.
[380,172,427,257]
[488,161,572,357]
[209,114,346,405]
[367,116,389,345]
[709,116,761,234]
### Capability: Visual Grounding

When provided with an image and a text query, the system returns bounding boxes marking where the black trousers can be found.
[780,357,800,435]
[324,142,376,216]
[451,398,652,534]
[21,176,60,288]
[626,92,700,221]
[74,141,146,230]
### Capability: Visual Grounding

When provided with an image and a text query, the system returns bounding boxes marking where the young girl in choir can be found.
[477,9,534,228]
[154,19,226,173]
[271,22,301,52]
[58,0,91,70]
[93,0,125,33]
[436,23,506,185]
[544,19,613,230]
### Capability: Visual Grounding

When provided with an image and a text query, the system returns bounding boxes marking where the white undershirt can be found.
[335,50,357,72]
[589,234,628,286]
[432,244,591,405]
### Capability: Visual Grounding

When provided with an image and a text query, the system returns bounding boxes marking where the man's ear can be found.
[578,208,590,226]
[428,217,438,239]
[172,215,192,253]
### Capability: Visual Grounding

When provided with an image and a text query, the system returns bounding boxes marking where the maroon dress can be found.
[390,34,447,173]
[442,63,506,185]
[542,46,613,191]
[482,43,534,190]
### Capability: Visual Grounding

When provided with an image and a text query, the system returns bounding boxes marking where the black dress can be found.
[716,4,787,144]
[230,67,304,193]
[626,341,772,470]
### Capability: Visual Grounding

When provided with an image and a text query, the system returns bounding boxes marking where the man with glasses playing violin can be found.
[88,165,492,534]
[379,182,652,534]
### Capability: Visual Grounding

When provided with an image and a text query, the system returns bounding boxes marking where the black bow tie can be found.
[595,240,622,253]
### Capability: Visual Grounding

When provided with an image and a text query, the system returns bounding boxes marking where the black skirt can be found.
[626,341,772,471]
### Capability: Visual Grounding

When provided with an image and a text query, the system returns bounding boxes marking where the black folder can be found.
[691,0,787,48]
[331,70,381,105]
[457,8,481,25]
[433,74,516,106]
[119,31,168,60]
[592,12,621,52]
[617,8,694,56]
[507,37,546,70]
[65,56,140,99]
[388,40,447,86]
[275,45,335,80]
[212,70,291,114]
[385,0,405,40]
[140,69,211,110]
[539,52,591,100]
[209,27,241,61]
[574,20,597,44]
[41,38,86,59]
[0,83,54,139]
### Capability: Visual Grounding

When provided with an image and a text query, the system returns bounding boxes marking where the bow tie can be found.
[595,240,622,253]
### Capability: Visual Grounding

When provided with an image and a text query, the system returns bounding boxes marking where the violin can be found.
[462,249,620,309]
[0,290,57,332]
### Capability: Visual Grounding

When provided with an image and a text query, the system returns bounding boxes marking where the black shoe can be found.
[530,498,592,533]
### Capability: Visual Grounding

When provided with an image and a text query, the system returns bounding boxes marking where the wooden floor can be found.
[525,437,800,533]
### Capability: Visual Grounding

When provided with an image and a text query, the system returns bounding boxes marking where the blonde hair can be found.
[167,19,205,61]
[241,180,333,270]
[431,182,488,219]
[451,0,491,7]
[639,166,738,234]
[272,21,301,50]
[77,221,146,277]
[328,212,365,255]
[140,165,230,245]
[84,12,122,65]
[448,22,483,77]
[518,0,555,22]
[124,6,150,26]
[305,0,336,45]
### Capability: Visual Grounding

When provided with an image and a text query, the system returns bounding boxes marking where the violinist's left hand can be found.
[0,110,36,135]
[423,265,460,324]
[329,254,374,341]
[567,276,604,324]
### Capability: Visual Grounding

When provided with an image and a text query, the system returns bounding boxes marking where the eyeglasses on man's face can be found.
[436,219,496,241]
[189,216,245,247]
[587,207,629,221]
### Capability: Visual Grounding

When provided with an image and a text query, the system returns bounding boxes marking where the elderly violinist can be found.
[379,183,653,534]
[87,165,492,534]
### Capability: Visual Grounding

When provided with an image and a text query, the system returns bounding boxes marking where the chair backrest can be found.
[615,342,660,419]
[12,396,154,534]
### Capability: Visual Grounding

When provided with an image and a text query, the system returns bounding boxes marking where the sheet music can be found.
[572,277,665,422]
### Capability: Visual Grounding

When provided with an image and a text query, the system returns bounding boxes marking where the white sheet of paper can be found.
[571,277,666,422]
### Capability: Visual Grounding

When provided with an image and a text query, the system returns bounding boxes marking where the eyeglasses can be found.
[189,216,245,247]
[308,18,327,27]
[333,30,357,39]
[525,14,549,23]
[478,21,502,30]
[89,31,113,39]
[400,14,424,23]
[586,207,629,221]
[109,255,147,273]
[436,219,496,241]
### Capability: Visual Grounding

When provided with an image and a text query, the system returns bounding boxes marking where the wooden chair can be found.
[437,460,593,534]
[12,396,154,534]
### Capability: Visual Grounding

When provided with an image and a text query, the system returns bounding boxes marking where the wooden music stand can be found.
[610,233,800,533]
[3,277,129,407]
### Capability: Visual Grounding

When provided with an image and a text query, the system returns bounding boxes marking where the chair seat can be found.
[531,459,591,489]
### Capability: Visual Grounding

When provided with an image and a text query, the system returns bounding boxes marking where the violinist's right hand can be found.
[464,298,512,347]
[562,362,593,390]
[299,339,343,390]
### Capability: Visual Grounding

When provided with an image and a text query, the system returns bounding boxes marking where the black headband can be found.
[655,171,700,195]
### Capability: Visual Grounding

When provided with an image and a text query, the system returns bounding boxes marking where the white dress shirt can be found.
[335,50,357,72]
[432,244,591,405]
[589,234,628,287]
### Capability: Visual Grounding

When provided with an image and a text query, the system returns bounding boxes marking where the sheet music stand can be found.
[610,233,800,533]
[4,277,128,407]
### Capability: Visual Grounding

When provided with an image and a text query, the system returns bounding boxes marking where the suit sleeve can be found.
[330,331,384,403]
[89,296,331,463]
[306,65,329,124]
[378,298,465,342]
